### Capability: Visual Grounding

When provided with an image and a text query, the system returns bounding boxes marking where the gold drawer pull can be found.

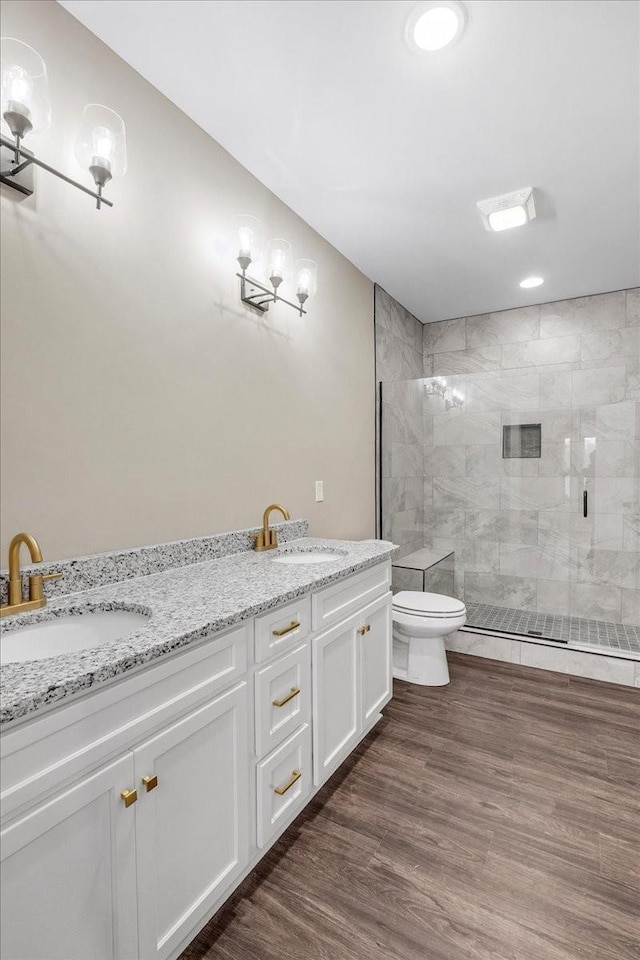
[357,624,371,635]
[272,686,301,708]
[273,769,301,796]
[142,775,158,792]
[272,620,301,638]
[121,788,137,808]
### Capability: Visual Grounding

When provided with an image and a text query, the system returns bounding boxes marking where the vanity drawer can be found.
[254,642,311,758]
[256,723,312,848]
[254,595,311,663]
[312,562,391,633]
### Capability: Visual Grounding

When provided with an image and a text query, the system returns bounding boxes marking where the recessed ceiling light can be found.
[406,1,467,53]
[519,276,544,289]
[477,187,536,232]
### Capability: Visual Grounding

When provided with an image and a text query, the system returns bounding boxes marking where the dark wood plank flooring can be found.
[180,653,640,960]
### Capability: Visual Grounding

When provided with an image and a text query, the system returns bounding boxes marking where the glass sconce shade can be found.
[75,104,127,187]
[265,238,292,289]
[1,37,51,138]
[295,259,318,304]
[236,215,262,271]
[235,223,315,316]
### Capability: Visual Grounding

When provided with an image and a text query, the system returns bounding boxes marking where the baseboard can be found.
[446,629,639,688]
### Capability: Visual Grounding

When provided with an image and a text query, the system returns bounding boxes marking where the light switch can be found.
[315,481,324,502]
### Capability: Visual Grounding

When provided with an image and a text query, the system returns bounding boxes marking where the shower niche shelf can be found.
[502,423,541,459]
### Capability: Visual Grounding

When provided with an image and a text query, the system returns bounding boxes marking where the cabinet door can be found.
[1,754,138,960]
[312,614,360,786]
[359,592,393,728]
[134,682,249,960]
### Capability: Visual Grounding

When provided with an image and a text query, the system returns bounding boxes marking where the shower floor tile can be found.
[464,602,640,654]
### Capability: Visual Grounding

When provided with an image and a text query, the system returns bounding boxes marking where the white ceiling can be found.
[59,0,640,323]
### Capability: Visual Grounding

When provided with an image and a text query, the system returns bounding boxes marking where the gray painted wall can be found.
[1,0,376,560]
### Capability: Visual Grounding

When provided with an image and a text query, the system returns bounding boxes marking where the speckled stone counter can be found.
[0,538,395,726]
[0,519,310,605]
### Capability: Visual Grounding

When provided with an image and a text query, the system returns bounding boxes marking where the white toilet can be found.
[392,591,467,686]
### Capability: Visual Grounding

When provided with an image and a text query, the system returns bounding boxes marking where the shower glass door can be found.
[380,371,639,646]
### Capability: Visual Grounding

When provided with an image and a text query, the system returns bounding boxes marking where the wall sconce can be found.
[74,104,127,207]
[295,258,318,308]
[235,215,318,317]
[0,37,126,210]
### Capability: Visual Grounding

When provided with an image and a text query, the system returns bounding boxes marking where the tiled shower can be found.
[379,287,640,642]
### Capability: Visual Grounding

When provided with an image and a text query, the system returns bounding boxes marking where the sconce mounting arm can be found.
[0,134,114,208]
[236,270,307,317]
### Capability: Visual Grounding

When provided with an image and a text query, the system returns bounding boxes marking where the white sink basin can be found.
[272,552,343,565]
[1,610,150,666]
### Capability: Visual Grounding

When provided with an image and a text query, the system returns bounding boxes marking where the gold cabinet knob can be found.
[121,788,138,808]
[142,775,158,792]
[357,625,367,636]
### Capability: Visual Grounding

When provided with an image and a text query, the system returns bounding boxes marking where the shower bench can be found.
[391,547,455,596]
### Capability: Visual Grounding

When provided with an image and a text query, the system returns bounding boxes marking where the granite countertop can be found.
[0,538,395,727]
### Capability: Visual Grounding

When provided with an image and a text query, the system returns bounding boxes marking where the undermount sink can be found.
[0,609,150,666]
[271,551,343,565]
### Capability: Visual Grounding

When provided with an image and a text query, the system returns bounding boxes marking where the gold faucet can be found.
[1,533,62,618]
[254,504,291,552]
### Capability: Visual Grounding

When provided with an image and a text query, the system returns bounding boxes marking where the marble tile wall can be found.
[421,288,640,624]
[375,285,425,556]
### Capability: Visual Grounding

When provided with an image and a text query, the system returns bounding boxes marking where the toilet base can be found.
[393,632,450,686]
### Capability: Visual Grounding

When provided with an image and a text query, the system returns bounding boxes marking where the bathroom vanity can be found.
[0,537,393,960]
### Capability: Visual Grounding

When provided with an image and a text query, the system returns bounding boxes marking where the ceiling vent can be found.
[477,187,536,232]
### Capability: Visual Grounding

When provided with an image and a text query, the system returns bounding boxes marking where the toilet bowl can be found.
[392,591,466,686]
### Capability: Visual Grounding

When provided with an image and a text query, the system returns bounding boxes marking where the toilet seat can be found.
[393,590,465,619]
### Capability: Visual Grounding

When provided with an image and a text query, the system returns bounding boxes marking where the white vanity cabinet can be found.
[0,559,392,960]
[0,679,250,960]
[0,622,251,960]
[312,585,392,786]
[133,681,249,960]
[253,600,313,849]
[312,613,360,783]
[360,592,393,728]
[0,754,139,960]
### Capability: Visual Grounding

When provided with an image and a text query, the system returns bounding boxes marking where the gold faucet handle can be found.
[255,529,277,551]
[29,571,63,602]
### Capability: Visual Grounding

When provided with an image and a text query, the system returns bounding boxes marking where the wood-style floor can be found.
[180,653,640,960]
